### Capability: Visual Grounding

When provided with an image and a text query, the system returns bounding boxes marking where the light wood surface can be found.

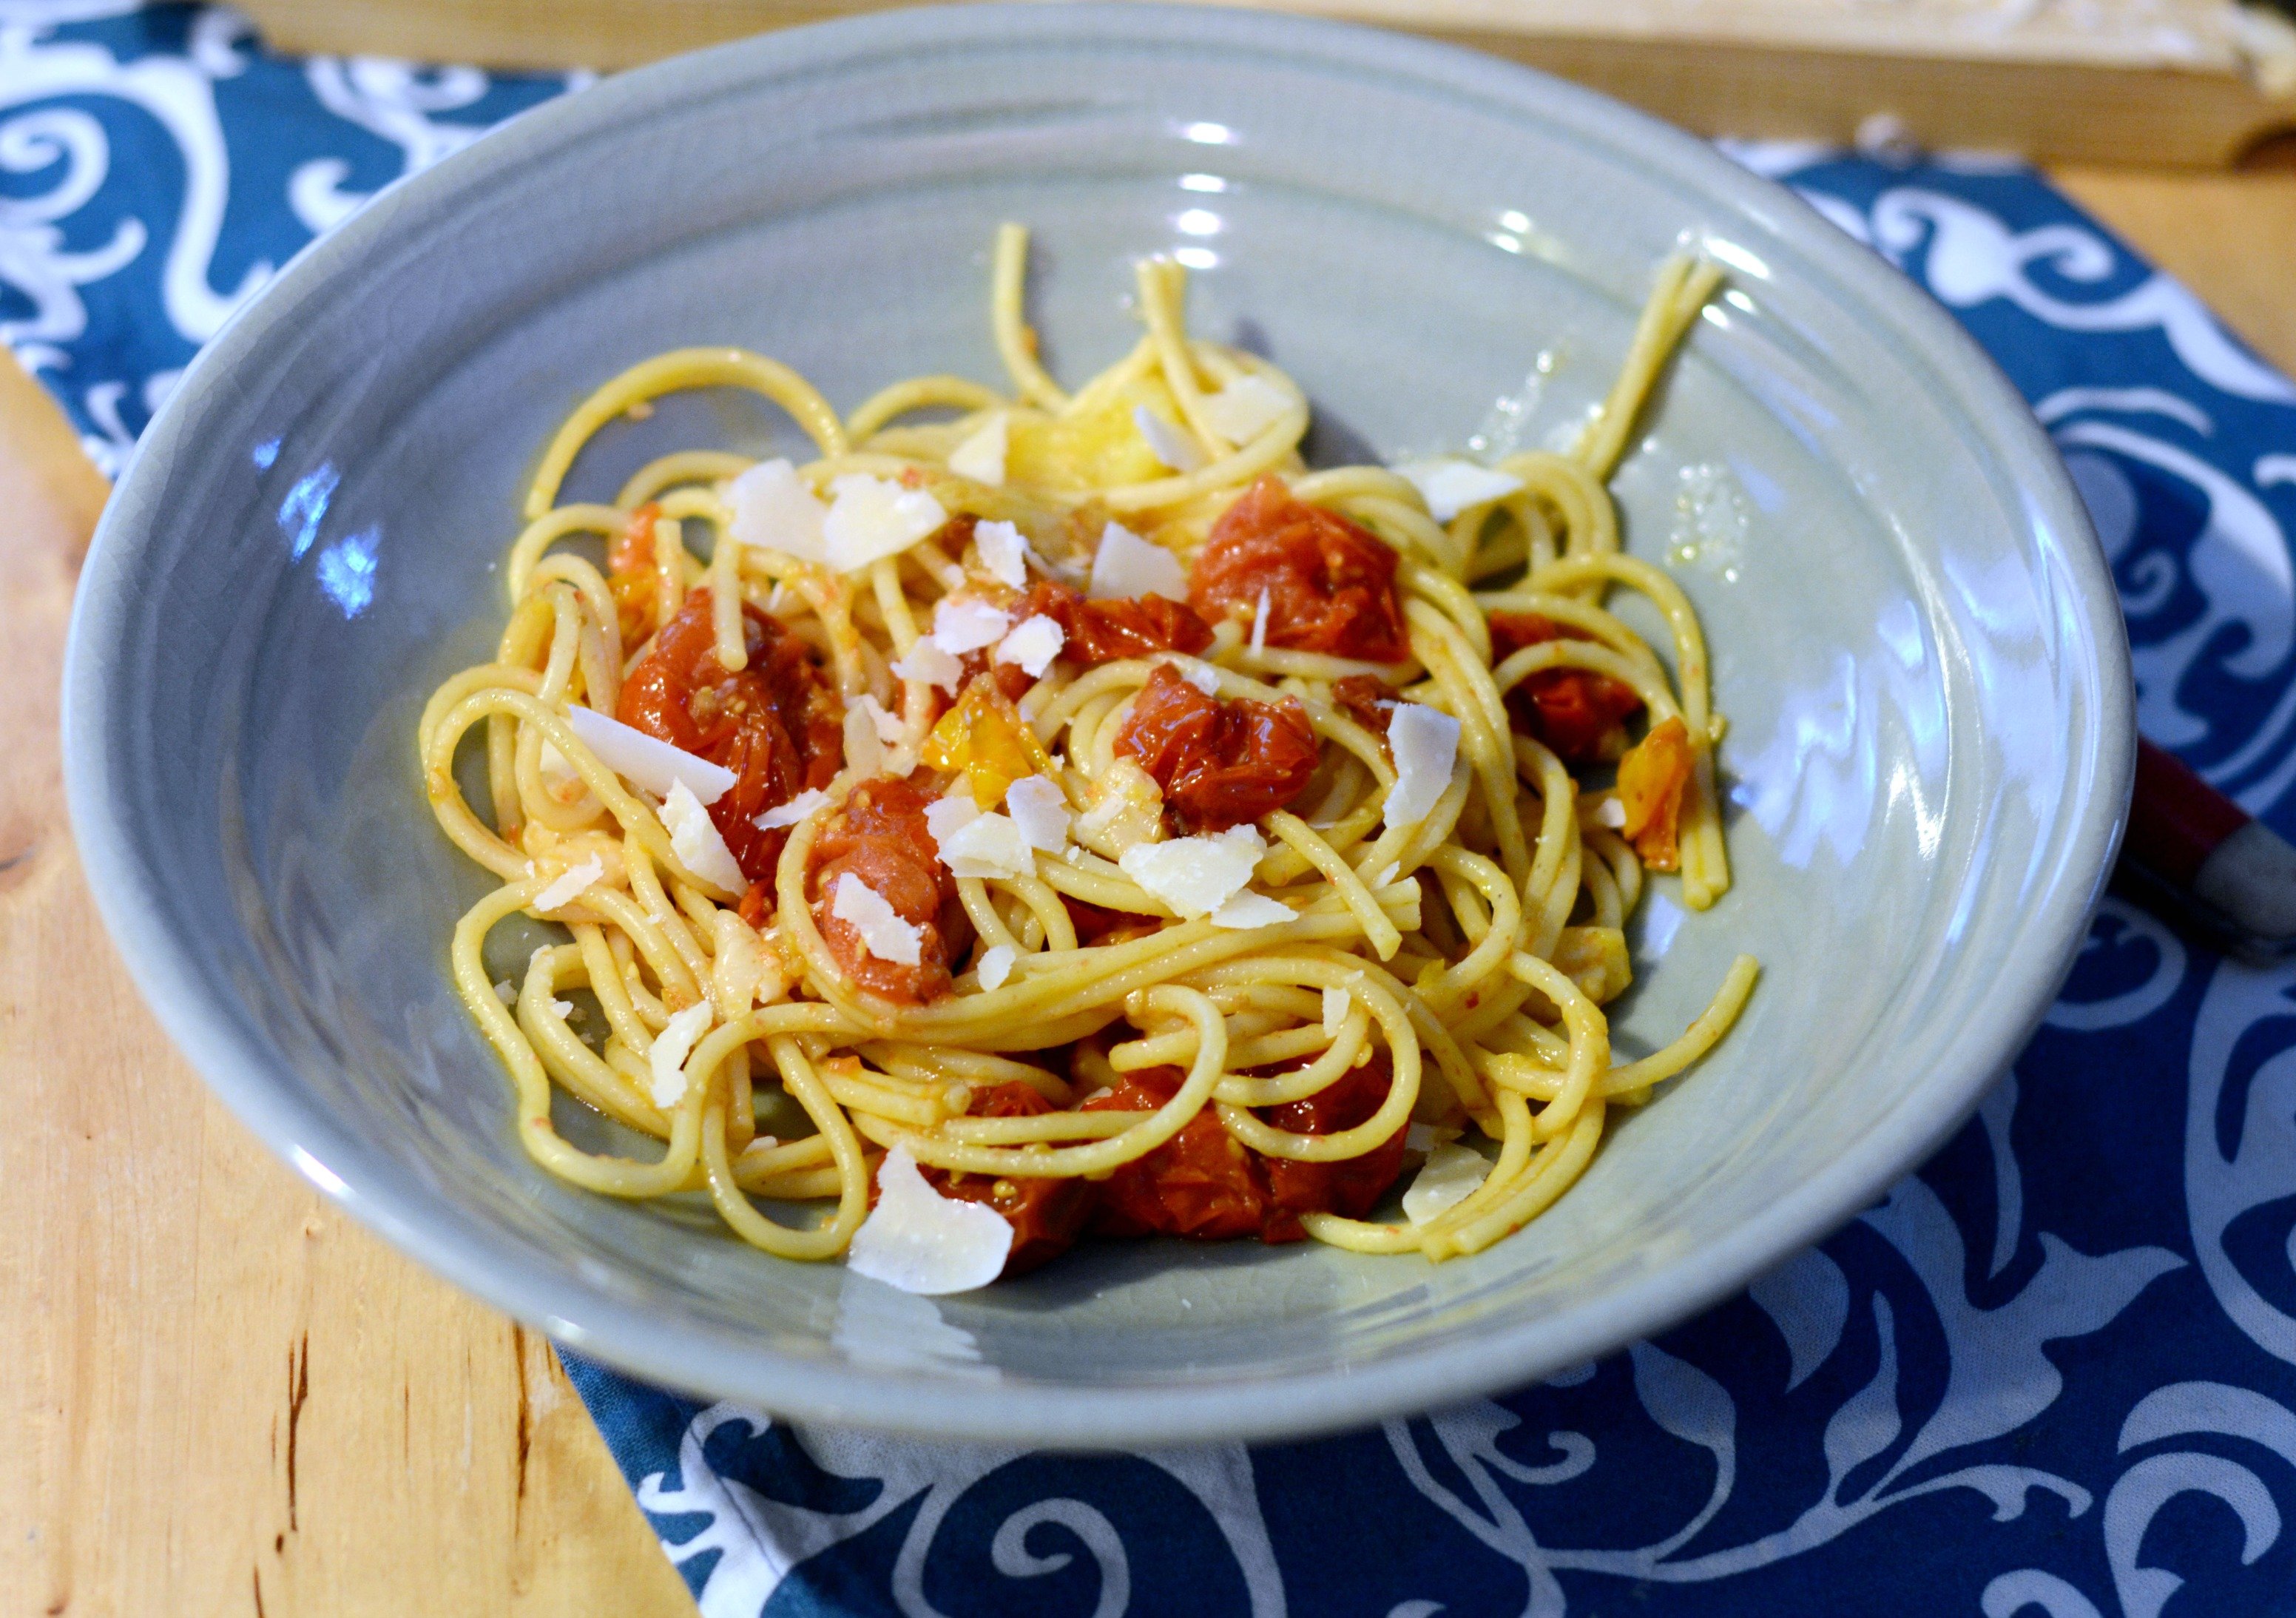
[5,165,2294,1617]
[237,0,2296,166]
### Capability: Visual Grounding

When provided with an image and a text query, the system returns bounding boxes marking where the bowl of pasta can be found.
[63,2,2130,1443]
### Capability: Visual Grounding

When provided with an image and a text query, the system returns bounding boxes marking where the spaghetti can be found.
[419,225,1758,1290]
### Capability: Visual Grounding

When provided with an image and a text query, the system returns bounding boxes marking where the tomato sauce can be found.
[1189,475,1411,663]
[1110,664,1320,834]
[899,1082,1098,1277]
[616,590,844,886]
[1080,1050,1408,1243]
[1017,579,1214,667]
[1486,611,1644,763]
[804,775,970,1003]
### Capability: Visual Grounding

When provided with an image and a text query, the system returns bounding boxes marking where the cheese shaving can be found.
[1198,373,1292,442]
[831,873,923,965]
[947,412,1008,487]
[1249,587,1270,653]
[1596,797,1627,829]
[1210,891,1294,930]
[1087,521,1186,601]
[976,945,1016,991]
[533,854,604,912]
[1384,702,1462,832]
[1132,405,1206,473]
[860,695,905,745]
[1323,987,1349,1037]
[1176,659,1220,695]
[727,458,829,563]
[662,778,746,891]
[891,637,964,693]
[1003,775,1071,852]
[930,596,1012,655]
[1394,456,1525,522]
[973,517,1031,587]
[1118,823,1266,919]
[648,1001,716,1109]
[562,704,736,803]
[993,614,1064,678]
[754,787,830,832]
[493,980,516,1005]
[1368,863,1400,890]
[845,1145,1013,1294]
[936,810,1035,880]
[823,474,948,572]
[1403,1141,1493,1226]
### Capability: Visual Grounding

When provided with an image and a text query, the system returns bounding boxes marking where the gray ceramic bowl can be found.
[63,2,2130,1446]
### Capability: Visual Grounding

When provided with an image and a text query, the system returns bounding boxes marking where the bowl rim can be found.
[62,0,2133,1446]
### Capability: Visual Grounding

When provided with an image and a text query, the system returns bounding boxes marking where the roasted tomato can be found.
[617,589,843,886]
[1063,895,1162,947]
[902,1082,1098,1277]
[1082,1051,1407,1243]
[607,502,664,647]
[1616,716,1695,872]
[1016,579,1214,666]
[1189,475,1410,663]
[1083,1066,1280,1241]
[1111,663,1319,833]
[805,775,970,1003]
[1486,612,1644,764]
[1260,1051,1408,1222]
[1330,674,1396,746]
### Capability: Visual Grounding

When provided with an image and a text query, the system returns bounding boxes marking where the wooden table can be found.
[6,164,2294,1617]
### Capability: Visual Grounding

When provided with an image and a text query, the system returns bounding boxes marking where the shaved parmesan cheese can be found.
[831,873,922,965]
[1368,863,1399,890]
[754,787,829,832]
[1405,1122,1456,1155]
[563,705,737,804]
[663,779,746,891]
[973,517,1030,587]
[1249,587,1270,653]
[923,793,980,845]
[860,695,905,745]
[823,474,948,573]
[493,980,517,1005]
[1133,405,1206,473]
[937,811,1034,880]
[1176,659,1220,695]
[843,703,885,778]
[1210,891,1294,930]
[1596,797,1627,829]
[649,1001,715,1109]
[1394,457,1525,523]
[1384,703,1462,832]
[728,458,829,563]
[846,1145,1012,1294]
[537,737,579,788]
[1403,1141,1492,1226]
[891,637,964,693]
[1088,522,1186,601]
[931,596,1011,656]
[1004,775,1070,852]
[948,412,1008,487]
[711,911,769,1018]
[1198,374,1292,442]
[994,614,1064,678]
[976,944,1016,991]
[1119,823,1266,919]
[533,854,603,912]
[1323,987,1349,1036]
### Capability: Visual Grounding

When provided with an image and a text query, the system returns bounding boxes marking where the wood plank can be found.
[0,352,696,1617]
[236,0,2296,167]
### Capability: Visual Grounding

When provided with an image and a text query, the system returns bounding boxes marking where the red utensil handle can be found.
[2122,737,2296,951]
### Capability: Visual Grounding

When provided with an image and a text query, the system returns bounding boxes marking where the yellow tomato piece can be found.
[922,676,1057,808]
[1616,716,1694,872]
[1005,375,1181,494]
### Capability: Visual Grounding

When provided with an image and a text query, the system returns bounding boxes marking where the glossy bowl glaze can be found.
[63,2,2130,1445]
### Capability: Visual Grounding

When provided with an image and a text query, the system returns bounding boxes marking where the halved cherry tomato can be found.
[1487,612,1644,763]
[1617,716,1695,871]
[1017,578,1214,666]
[616,589,843,886]
[1189,475,1410,662]
[1111,663,1319,833]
